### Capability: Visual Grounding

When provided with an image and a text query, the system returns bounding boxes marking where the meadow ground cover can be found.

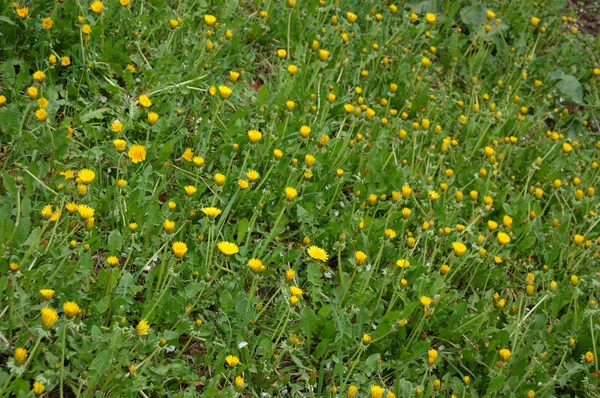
[1,0,600,396]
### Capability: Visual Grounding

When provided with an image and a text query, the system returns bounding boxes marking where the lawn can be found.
[1,0,600,396]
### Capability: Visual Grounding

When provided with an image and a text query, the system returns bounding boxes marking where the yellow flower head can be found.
[427,349,438,365]
[420,296,432,307]
[113,139,127,151]
[396,259,410,269]
[248,129,262,143]
[41,307,58,328]
[90,0,104,14]
[218,85,232,99]
[33,381,45,395]
[138,94,152,108]
[248,258,265,273]
[452,242,467,256]
[201,207,222,218]
[307,245,328,261]
[78,169,96,185]
[246,170,259,182]
[40,289,55,300]
[172,241,188,258]
[184,185,197,196]
[42,17,53,29]
[63,301,81,317]
[225,355,239,367]
[290,286,303,296]
[33,71,46,82]
[497,231,511,245]
[285,187,298,200]
[217,241,239,256]
[499,348,511,361]
[14,347,27,365]
[77,204,95,220]
[204,14,217,25]
[370,385,384,398]
[136,319,150,336]
[355,251,367,265]
[128,144,147,163]
[214,173,226,185]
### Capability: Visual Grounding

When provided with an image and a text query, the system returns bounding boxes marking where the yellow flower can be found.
[370,385,384,398]
[27,86,39,99]
[14,347,27,365]
[40,289,55,300]
[201,207,222,218]
[248,129,262,143]
[41,204,53,219]
[238,179,249,190]
[287,65,297,75]
[452,242,467,256]
[225,355,239,367]
[355,251,367,265]
[218,85,232,99]
[230,71,240,82]
[90,1,104,15]
[107,256,119,266]
[172,241,188,258]
[41,307,58,328]
[35,108,47,121]
[63,301,81,317]
[120,0,130,5]
[425,13,436,23]
[362,333,371,344]
[285,187,298,200]
[248,258,265,273]
[285,269,295,281]
[246,170,259,182]
[346,12,357,22]
[78,169,96,185]
[274,149,283,159]
[138,94,152,108]
[299,125,311,138]
[235,375,244,389]
[82,24,92,34]
[61,56,71,67]
[128,144,147,163]
[136,319,150,336]
[184,186,197,196]
[585,351,595,363]
[42,17,53,29]
[217,241,239,256]
[307,245,328,261]
[214,173,226,185]
[277,49,287,58]
[77,204,95,220]
[16,6,29,19]
[384,228,397,239]
[530,16,540,27]
[422,57,431,67]
[427,349,438,365]
[420,296,432,307]
[499,348,511,361]
[147,111,159,125]
[33,381,45,396]
[497,232,511,245]
[113,139,127,151]
[204,14,217,25]
[348,385,358,398]
[290,286,303,296]
[66,202,78,214]
[163,219,175,232]
[318,49,330,61]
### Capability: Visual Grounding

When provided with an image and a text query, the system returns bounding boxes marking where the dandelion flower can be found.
[78,169,96,185]
[128,144,147,163]
[290,286,303,296]
[90,0,104,14]
[499,348,511,361]
[14,347,27,365]
[214,173,226,185]
[33,71,46,82]
[355,251,367,265]
[138,95,152,108]
[77,204,95,220]
[40,289,55,300]
[427,349,438,365]
[201,207,222,218]
[420,296,432,307]
[113,139,127,151]
[218,86,232,99]
[41,17,53,29]
[248,129,262,143]
[184,186,197,196]
[41,307,58,328]
[204,14,217,25]
[248,258,265,273]
[225,355,239,367]
[172,241,188,258]
[497,232,511,245]
[217,241,239,256]
[370,385,384,398]
[33,381,45,396]
[285,187,298,200]
[307,245,328,261]
[136,319,150,336]
[452,242,467,256]
[63,301,81,317]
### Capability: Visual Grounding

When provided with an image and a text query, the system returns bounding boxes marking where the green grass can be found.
[1,0,600,396]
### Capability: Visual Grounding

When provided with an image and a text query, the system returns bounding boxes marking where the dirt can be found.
[568,0,600,36]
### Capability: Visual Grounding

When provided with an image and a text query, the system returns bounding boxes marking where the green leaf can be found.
[107,230,122,252]
[556,75,583,104]
[488,375,506,394]
[236,217,249,244]
[256,84,269,107]
[0,16,16,26]
[460,4,487,27]
[300,306,317,339]
[2,172,17,195]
